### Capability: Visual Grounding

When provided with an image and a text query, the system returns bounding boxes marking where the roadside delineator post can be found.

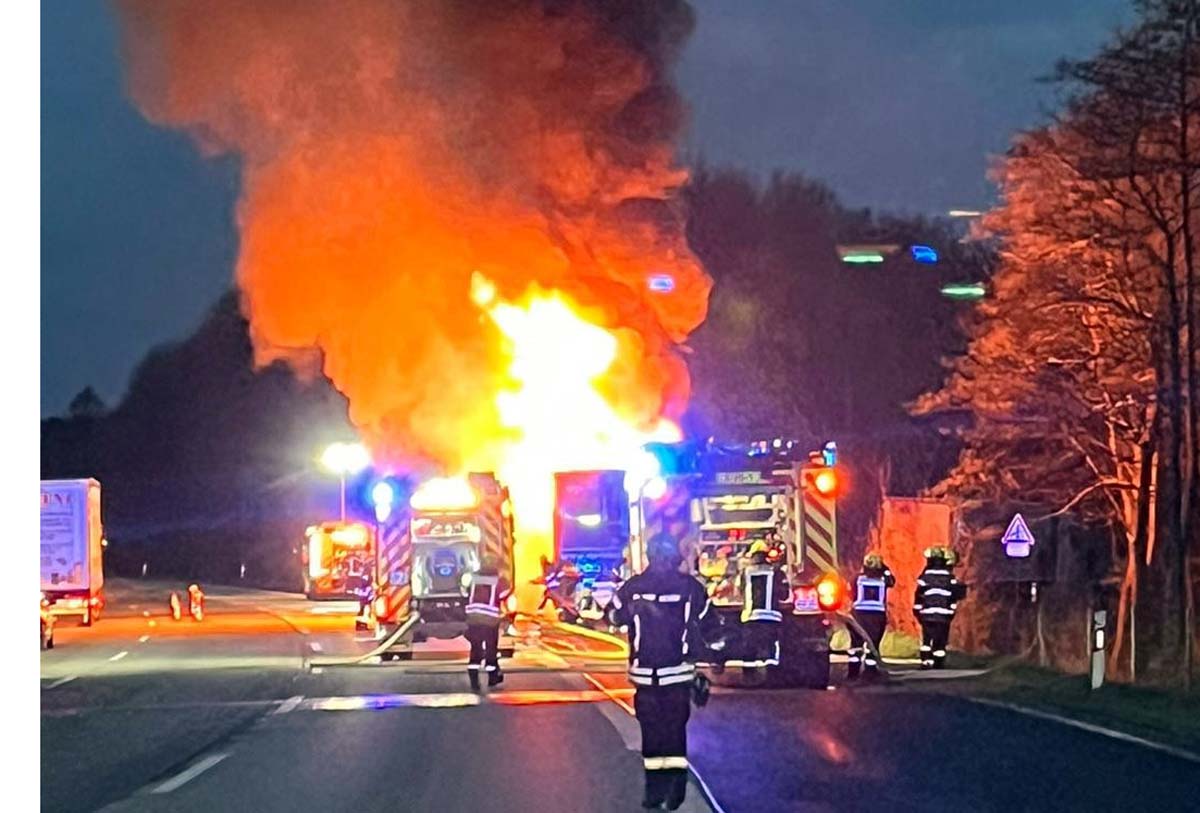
[1090,609,1107,690]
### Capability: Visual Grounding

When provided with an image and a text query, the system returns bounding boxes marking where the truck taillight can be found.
[816,573,845,612]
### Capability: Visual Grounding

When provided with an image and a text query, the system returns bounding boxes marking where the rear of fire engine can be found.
[302,521,375,600]
[636,440,846,688]
[372,473,518,660]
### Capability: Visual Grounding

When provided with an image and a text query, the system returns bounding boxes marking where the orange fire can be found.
[115,1,711,583]
[468,274,682,577]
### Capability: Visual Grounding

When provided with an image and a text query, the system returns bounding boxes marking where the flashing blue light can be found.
[371,481,396,508]
[648,274,675,293]
[822,441,837,467]
[910,245,939,264]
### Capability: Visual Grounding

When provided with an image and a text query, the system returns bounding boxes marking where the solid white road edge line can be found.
[969,697,1200,764]
[46,676,76,689]
[581,672,726,813]
[272,695,304,715]
[109,651,129,662]
[149,753,229,794]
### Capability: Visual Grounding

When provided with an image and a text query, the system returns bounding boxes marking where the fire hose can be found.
[545,621,630,660]
[835,610,889,676]
[308,613,422,668]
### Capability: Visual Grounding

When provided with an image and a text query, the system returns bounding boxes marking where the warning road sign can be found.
[1002,513,1035,558]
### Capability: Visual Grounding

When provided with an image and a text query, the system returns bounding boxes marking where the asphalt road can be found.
[42,581,1200,812]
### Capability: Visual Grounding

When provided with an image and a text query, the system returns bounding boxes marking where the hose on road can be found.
[308,613,421,668]
[545,621,629,660]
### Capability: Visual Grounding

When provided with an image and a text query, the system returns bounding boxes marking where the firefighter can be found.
[609,533,718,811]
[739,541,789,674]
[464,555,509,690]
[346,555,373,631]
[848,553,894,680]
[913,547,966,669]
[187,584,205,621]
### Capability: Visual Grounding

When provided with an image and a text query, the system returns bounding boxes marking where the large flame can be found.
[115,0,710,582]
[469,274,680,576]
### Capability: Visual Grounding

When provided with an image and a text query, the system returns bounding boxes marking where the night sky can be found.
[40,1,1132,417]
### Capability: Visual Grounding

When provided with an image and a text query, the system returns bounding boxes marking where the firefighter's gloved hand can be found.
[691,674,711,707]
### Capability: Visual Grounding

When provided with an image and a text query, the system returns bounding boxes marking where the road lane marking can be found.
[273,695,304,715]
[150,753,229,794]
[138,635,150,643]
[581,671,634,715]
[109,651,129,662]
[308,641,323,652]
[970,698,1200,765]
[46,676,76,689]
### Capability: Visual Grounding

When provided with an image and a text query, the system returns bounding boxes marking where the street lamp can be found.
[320,442,370,521]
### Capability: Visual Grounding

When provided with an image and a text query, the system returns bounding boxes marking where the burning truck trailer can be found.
[559,440,848,689]
[371,473,518,661]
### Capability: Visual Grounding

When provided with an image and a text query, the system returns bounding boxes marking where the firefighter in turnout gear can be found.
[913,547,966,669]
[464,555,509,690]
[848,553,894,679]
[739,541,789,672]
[609,533,718,810]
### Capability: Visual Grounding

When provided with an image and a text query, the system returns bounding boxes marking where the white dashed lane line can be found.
[149,753,229,794]
[138,635,150,643]
[109,651,129,662]
[46,676,77,689]
[308,642,323,653]
[272,695,305,715]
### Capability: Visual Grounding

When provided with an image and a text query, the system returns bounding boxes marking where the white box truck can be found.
[40,479,106,625]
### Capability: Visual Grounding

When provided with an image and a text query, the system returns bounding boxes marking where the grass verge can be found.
[915,660,1200,754]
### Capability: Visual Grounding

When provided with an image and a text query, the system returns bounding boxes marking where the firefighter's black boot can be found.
[487,669,504,687]
[468,668,481,691]
[664,771,688,810]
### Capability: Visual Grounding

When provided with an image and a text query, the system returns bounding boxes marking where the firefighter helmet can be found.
[863,553,884,569]
[646,533,683,568]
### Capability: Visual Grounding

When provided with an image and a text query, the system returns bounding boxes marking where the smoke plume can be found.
[115,0,709,477]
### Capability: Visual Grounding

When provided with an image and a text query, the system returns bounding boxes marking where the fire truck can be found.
[302,521,375,600]
[372,473,518,660]
[565,440,846,687]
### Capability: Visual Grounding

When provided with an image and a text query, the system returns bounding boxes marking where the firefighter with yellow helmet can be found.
[848,553,894,679]
[739,540,789,673]
[913,546,966,669]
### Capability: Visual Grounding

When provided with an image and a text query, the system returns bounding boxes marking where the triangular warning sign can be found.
[1002,513,1035,546]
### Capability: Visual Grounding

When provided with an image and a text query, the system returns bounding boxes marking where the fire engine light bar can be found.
[330,525,369,547]
[410,476,479,511]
